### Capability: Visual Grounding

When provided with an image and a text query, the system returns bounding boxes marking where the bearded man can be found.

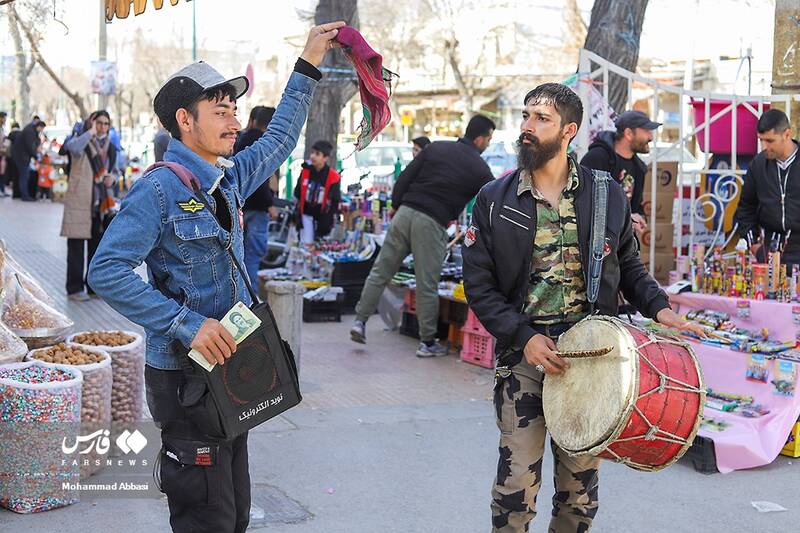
[461,83,702,533]
[580,110,661,236]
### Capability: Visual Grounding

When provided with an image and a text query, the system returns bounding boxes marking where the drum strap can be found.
[587,169,612,309]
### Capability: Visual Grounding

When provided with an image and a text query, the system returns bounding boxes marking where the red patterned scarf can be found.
[334,27,397,152]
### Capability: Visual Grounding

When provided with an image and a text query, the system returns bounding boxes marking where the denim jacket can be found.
[88,71,316,370]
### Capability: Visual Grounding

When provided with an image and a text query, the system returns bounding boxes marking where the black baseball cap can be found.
[154,61,249,131]
[615,110,661,131]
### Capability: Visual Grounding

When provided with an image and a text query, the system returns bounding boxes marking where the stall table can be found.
[670,292,800,473]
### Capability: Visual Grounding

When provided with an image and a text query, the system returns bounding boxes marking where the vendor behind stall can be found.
[294,139,341,243]
[349,115,495,357]
[734,109,800,264]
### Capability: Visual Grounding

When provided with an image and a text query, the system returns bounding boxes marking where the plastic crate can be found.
[460,331,495,369]
[684,435,718,474]
[331,247,379,286]
[399,312,450,340]
[302,295,343,322]
[462,308,490,335]
[404,288,416,314]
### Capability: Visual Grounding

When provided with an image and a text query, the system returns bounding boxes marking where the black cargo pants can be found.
[145,365,250,533]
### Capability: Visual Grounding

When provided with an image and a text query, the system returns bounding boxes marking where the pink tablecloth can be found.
[669,292,800,473]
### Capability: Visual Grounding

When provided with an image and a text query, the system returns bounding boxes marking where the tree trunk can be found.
[583,0,649,113]
[9,3,89,119]
[7,10,30,124]
[303,0,359,165]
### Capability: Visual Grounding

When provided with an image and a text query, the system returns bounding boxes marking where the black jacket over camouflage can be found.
[462,158,670,366]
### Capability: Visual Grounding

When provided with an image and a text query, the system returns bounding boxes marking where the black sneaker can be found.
[416,341,448,358]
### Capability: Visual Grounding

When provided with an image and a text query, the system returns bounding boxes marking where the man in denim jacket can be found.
[88,22,344,533]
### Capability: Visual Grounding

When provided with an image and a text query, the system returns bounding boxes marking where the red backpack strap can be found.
[145,162,202,193]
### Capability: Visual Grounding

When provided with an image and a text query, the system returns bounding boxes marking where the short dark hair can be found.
[464,115,495,140]
[523,83,584,139]
[757,109,790,134]
[93,110,111,123]
[0,112,6,118]
[412,136,431,149]
[168,83,238,140]
[311,140,333,158]
[252,106,275,130]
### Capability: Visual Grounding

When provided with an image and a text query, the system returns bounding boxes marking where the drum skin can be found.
[543,316,705,472]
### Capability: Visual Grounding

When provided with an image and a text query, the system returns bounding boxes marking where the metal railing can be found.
[576,49,800,273]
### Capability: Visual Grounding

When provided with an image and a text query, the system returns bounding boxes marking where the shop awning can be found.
[105,0,192,22]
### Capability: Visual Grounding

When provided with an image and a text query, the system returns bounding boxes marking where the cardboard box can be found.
[781,421,800,458]
[643,161,678,197]
[641,194,674,223]
[640,252,675,284]
[639,223,674,253]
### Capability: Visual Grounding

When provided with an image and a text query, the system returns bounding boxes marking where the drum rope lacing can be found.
[601,331,706,472]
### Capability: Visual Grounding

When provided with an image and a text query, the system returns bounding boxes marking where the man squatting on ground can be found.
[88,21,345,533]
[461,83,704,533]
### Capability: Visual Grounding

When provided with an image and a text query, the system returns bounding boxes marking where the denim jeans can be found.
[243,210,269,285]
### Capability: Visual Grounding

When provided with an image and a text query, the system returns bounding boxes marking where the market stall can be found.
[0,241,145,513]
[669,292,800,473]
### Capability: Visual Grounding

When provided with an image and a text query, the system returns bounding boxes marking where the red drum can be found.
[542,315,705,472]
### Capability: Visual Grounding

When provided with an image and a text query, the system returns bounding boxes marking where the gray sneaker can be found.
[350,320,366,344]
[416,341,448,358]
[68,291,90,302]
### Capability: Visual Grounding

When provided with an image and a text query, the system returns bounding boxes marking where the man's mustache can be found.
[517,133,538,147]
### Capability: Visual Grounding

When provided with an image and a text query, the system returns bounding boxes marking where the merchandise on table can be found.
[0,241,55,307]
[67,331,144,427]
[27,344,113,478]
[0,361,82,513]
[705,388,771,418]
[772,359,797,396]
[1,273,74,349]
[0,319,28,364]
[746,353,770,383]
[700,417,731,432]
[684,240,800,303]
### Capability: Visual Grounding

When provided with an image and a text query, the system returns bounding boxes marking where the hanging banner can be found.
[105,0,191,22]
[90,60,118,96]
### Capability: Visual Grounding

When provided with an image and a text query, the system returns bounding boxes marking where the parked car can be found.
[481,130,518,178]
[339,141,413,192]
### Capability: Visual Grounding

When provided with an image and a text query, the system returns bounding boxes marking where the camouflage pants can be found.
[491,358,600,533]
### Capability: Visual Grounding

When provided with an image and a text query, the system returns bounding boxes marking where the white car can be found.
[339,141,413,193]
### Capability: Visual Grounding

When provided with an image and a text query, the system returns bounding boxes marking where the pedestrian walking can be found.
[0,111,9,197]
[10,118,45,202]
[61,110,117,301]
[349,114,495,356]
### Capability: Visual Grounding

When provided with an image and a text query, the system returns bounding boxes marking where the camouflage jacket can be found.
[462,157,670,365]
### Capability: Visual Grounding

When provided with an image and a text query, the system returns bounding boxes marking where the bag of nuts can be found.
[0,319,28,364]
[27,343,112,479]
[0,241,56,307]
[67,331,144,430]
[1,275,74,349]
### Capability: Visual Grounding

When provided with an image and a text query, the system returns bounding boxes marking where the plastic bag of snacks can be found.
[0,319,28,364]
[1,274,73,349]
[67,331,144,426]
[28,343,112,478]
[0,240,55,306]
[0,361,82,513]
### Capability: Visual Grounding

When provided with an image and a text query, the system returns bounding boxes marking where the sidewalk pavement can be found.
[1,195,798,532]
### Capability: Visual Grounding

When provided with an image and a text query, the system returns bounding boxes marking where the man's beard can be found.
[517,133,561,172]
[631,138,650,154]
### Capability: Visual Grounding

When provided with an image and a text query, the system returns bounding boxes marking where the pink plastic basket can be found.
[691,99,770,155]
[462,308,489,335]
[460,331,495,369]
